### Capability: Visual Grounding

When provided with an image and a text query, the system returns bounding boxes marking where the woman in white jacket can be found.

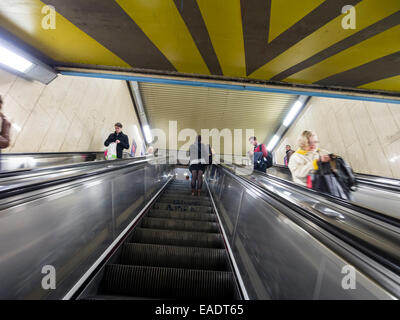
[288,130,331,186]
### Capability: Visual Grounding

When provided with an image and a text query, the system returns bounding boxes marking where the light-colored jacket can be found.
[288,148,329,186]
[189,143,209,165]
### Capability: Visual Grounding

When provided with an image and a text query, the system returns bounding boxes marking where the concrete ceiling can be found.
[139,82,298,155]
[0,0,399,94]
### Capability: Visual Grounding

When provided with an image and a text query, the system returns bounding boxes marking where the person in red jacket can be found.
[248,136,268,172]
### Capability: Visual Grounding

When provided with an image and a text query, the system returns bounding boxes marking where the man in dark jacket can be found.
[284,145,295,166]
[104,122,129,159]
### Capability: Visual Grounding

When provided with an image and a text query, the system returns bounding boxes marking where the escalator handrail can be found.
[273,164,400,193]
[0,156,168,200]
[0,156,148,179]
[258,167,400,227]
[225,160,400,226]
[215,163,400,279]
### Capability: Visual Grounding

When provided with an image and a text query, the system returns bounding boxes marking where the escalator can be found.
[1,156,398,299]
[82,179,241,300]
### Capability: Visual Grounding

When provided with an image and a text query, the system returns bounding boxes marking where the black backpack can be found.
[265,151,273,168]
[254,144,273,171]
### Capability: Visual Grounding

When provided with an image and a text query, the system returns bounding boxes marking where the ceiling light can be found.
[283,100,303,127]
[267,134,280,151]
[0,44,33,73]
[143,125,152,144]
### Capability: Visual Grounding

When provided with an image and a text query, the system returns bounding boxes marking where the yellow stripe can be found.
[269,0,324,43]
[197,0,245,77]
[359,75,400,92]
[116,0,210,75]
[296,149,308,155]
[250,0,400,80]
[312,159,319,170]
[0,0,130,67]
[286,25,400,84]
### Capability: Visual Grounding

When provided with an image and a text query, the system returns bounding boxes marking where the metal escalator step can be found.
[161,194,210,201]
[131,228,224,248]
[141,217,219,233]
[157,198,212,207]
[120,243,228,271]
[153,203,213,213]
[148,209,216,222]
[101,264,236,299]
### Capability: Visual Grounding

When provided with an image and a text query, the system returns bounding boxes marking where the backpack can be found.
[253,144,273,171]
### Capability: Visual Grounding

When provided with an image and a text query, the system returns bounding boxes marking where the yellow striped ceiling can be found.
[0,0,399,93]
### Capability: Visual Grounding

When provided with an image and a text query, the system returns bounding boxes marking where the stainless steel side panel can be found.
[206,166,397,300]
[0,159,173,299]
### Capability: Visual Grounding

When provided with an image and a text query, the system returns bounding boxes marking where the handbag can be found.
[310,161,352,200]
[105,142,117,160]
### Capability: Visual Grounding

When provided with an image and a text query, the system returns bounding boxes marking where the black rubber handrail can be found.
[225,161,400,226]
[0,157,166,200]
[0,156,148,179]
[273,164,400,193]
[216,163,400,279]
[254,168,400,228]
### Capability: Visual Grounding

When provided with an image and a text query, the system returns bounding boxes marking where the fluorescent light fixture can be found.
[143,125,152,143]
[0,44,33,73]
[133,125,142,142]
[267,134,280,151]
[283,100,303,127]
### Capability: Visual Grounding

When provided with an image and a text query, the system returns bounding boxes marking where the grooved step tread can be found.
[153,203,213,213]
[101,264,236,299]
[131,228,224,248]
[148,209,216,222]
[141,217,219,233]
[158,198,211,207]
[120,243,228,271]
[161,194,211,201]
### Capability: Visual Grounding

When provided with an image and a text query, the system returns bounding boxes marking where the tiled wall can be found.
[0,69,145,155]
[275,96,400,179]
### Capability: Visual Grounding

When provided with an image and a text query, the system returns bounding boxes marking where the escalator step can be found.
[158,198,211,207]
[141,217,219,233]
[120,243,228,270]
[161,194,210,201]
[153,203,213,213]
[101,264,236,299]
[148,209,216,222]
[131,228,224,248]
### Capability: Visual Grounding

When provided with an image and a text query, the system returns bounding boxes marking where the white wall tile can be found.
[0,69,17,96]
[0,70,143,155]
[7,77,44,112]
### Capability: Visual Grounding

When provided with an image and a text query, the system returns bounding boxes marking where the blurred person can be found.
[284,145,295,167]
[0,95,11,151]
[288,130,330,186]
[104,122,129,159]
[189,135,209,196]
[248,136,270,173]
